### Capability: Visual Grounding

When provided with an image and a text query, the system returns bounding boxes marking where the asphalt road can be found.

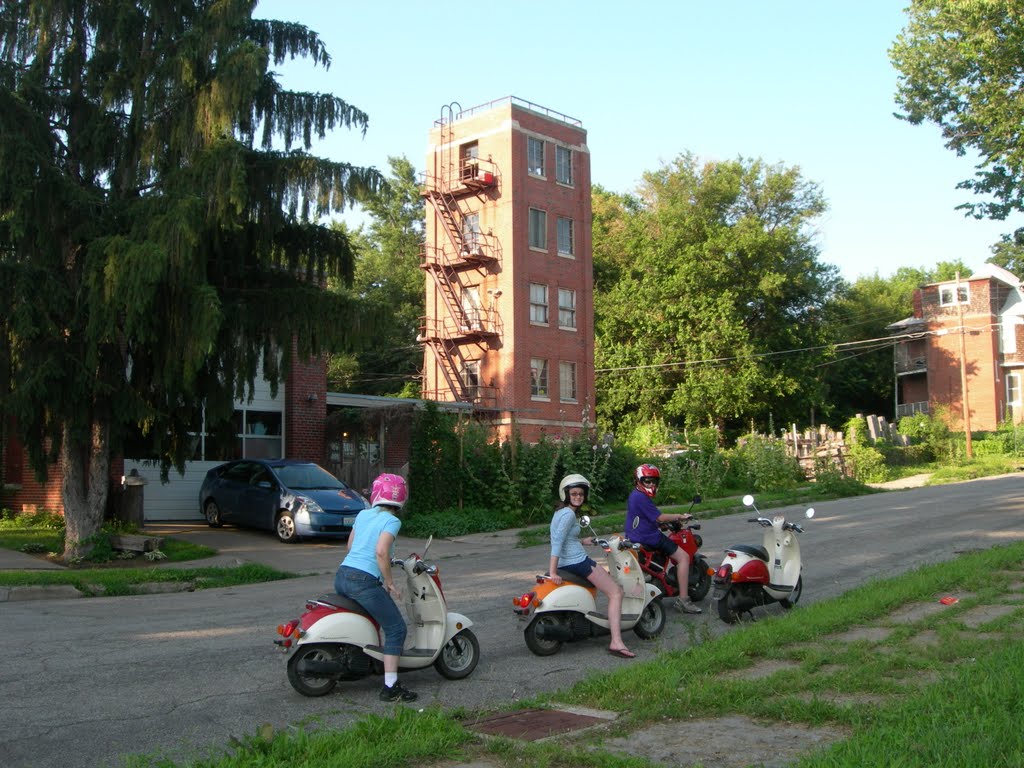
[2,475,1023,768]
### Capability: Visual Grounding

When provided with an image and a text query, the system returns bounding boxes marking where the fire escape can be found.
[420,104,503,404]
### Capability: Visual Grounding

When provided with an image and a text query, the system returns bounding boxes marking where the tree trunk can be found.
[61,419,111,562]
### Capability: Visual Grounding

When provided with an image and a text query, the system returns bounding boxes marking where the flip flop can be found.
[607,647,636,659]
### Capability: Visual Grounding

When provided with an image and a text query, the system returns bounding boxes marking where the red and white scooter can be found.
[711,494,814,623]
[275,537,480,696]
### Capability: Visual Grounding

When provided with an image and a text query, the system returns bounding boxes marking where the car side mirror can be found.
[256,480,273,490]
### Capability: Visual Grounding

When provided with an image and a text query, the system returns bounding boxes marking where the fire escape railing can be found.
[420,105,502,403]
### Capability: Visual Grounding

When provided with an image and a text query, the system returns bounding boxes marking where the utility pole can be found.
[956,272,974,459]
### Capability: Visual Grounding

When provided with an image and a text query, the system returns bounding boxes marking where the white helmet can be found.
[558,473,591,505]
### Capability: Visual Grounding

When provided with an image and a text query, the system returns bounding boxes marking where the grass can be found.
[0,514,293,593]
[119,539,1024,767]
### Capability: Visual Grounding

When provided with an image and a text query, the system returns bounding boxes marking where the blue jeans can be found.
[334,565,407,656]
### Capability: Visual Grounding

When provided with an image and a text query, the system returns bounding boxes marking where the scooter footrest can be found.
[400,648,436,657]
[587,611,608,621]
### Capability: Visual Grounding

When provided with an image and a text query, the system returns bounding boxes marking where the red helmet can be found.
[635,464,661,498]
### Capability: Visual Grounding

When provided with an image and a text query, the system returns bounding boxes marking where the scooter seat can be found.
[312,593,373,617]
[553,569,594,588]
[729,544,770,562]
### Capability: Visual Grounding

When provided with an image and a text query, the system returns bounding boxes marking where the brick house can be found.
[420,97,596,442]
[888,263,1024,430]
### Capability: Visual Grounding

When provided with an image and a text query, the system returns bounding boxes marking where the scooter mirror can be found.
[805,508,815,519]
[742,494,755,506]
[579,515,591,528]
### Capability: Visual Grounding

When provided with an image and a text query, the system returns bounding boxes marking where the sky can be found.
[254,0,1022,283]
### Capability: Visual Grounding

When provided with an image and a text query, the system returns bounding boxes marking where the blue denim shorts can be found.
[334,565,407,656]
[559,557,597,579]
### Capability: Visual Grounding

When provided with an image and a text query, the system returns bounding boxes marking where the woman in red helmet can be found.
[625,464,702,614]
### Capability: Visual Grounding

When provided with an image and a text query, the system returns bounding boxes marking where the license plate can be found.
[343,516,355,526]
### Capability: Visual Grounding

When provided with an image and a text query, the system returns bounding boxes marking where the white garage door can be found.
[124,461,221,522]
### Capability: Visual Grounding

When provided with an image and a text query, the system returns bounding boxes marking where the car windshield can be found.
[275,464,347,491]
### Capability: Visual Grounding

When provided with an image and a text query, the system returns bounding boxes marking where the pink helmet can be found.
[370,473,408,510]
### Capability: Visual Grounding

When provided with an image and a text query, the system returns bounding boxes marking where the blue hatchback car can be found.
[198,459,368,543]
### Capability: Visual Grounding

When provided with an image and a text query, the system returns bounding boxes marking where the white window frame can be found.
[529,282,549,325]
[530,357,549,399]
[529,208,547,250]
[462,359,480,400]
[939,283,969,306]
[557,217,574,256]
[559,360,577,402]
[558,287,576,329]
[528,136,545,177]
[462,285,482,331]
[555,145,573,185]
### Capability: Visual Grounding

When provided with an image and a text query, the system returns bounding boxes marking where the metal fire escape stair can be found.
[420,103,502,403]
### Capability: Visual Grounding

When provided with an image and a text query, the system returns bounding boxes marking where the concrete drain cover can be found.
[465,708,610,741]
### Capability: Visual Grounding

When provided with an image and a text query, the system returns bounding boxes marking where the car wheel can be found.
[276,510,298,543]
[204,500,222,528]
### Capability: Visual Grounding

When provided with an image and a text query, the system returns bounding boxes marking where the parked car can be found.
[198,459,367,543]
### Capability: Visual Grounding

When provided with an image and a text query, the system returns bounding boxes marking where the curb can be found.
[1,584,85,602]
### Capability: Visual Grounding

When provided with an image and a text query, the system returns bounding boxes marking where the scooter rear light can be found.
[513,592,536,609]
[715,564,733,580]
[277,620,300,638]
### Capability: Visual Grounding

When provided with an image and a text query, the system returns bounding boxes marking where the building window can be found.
[558,288,576,329]
[559,361,577,402]
[556,145,573,185]
[557,217,574,256]
[939,283,969,306]
[237,409,284,459]
[462,212,481,254]
[462,285,482,331]
[460,141,479,182]
[529,208,547,250]
[528,136,545,176]
[530,282,548,324]
[462,360,480,400]
[531,358,549,398]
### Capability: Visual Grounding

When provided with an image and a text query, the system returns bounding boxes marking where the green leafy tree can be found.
[989,233,1024,279]
[594,153,839,437]
[0,1,383,559]
[328,156,425,397]
[891,1,1024,221]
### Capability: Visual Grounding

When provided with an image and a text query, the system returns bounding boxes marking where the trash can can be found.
[121,469,147,527]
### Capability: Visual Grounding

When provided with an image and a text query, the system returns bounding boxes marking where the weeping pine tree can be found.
[0,0,383,559]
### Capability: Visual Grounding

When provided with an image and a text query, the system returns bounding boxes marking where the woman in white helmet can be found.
[547,473,635,658]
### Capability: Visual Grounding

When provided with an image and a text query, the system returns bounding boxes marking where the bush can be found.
[847,443,889,483]
[727,435,802,493]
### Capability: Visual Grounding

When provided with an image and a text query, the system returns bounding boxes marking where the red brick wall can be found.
[285,340,327,463]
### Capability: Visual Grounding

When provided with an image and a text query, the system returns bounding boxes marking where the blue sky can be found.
[255,0,1022,282]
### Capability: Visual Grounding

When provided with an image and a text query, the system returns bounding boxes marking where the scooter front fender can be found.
[442,612,474,643]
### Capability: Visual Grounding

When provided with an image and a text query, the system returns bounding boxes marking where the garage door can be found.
[124,461,222,522]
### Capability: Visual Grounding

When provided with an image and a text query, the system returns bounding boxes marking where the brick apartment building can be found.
[420,97,595,442]
[888,263,1024,430]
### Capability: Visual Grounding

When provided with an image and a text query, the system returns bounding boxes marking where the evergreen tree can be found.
[0,0,383,559]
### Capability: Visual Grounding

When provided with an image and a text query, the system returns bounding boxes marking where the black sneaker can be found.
[379,682,418,702]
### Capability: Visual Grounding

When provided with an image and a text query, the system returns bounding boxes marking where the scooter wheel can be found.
[688,562,712,603]
[633,597,666,639]
[524,615,564,656]
[434,629,480,680]
[287,644,340,697]
[780,576,803,609]
[716,590,743,624]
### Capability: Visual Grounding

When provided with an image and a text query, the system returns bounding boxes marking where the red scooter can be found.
[633,495,714,603]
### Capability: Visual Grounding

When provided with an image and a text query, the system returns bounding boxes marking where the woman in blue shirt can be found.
[548,473,635,658]
[335,473,418,702]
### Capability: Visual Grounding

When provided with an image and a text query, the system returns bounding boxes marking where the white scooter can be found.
[513,516,666,655]
[275,537,480,696]
[711,494,814,623]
